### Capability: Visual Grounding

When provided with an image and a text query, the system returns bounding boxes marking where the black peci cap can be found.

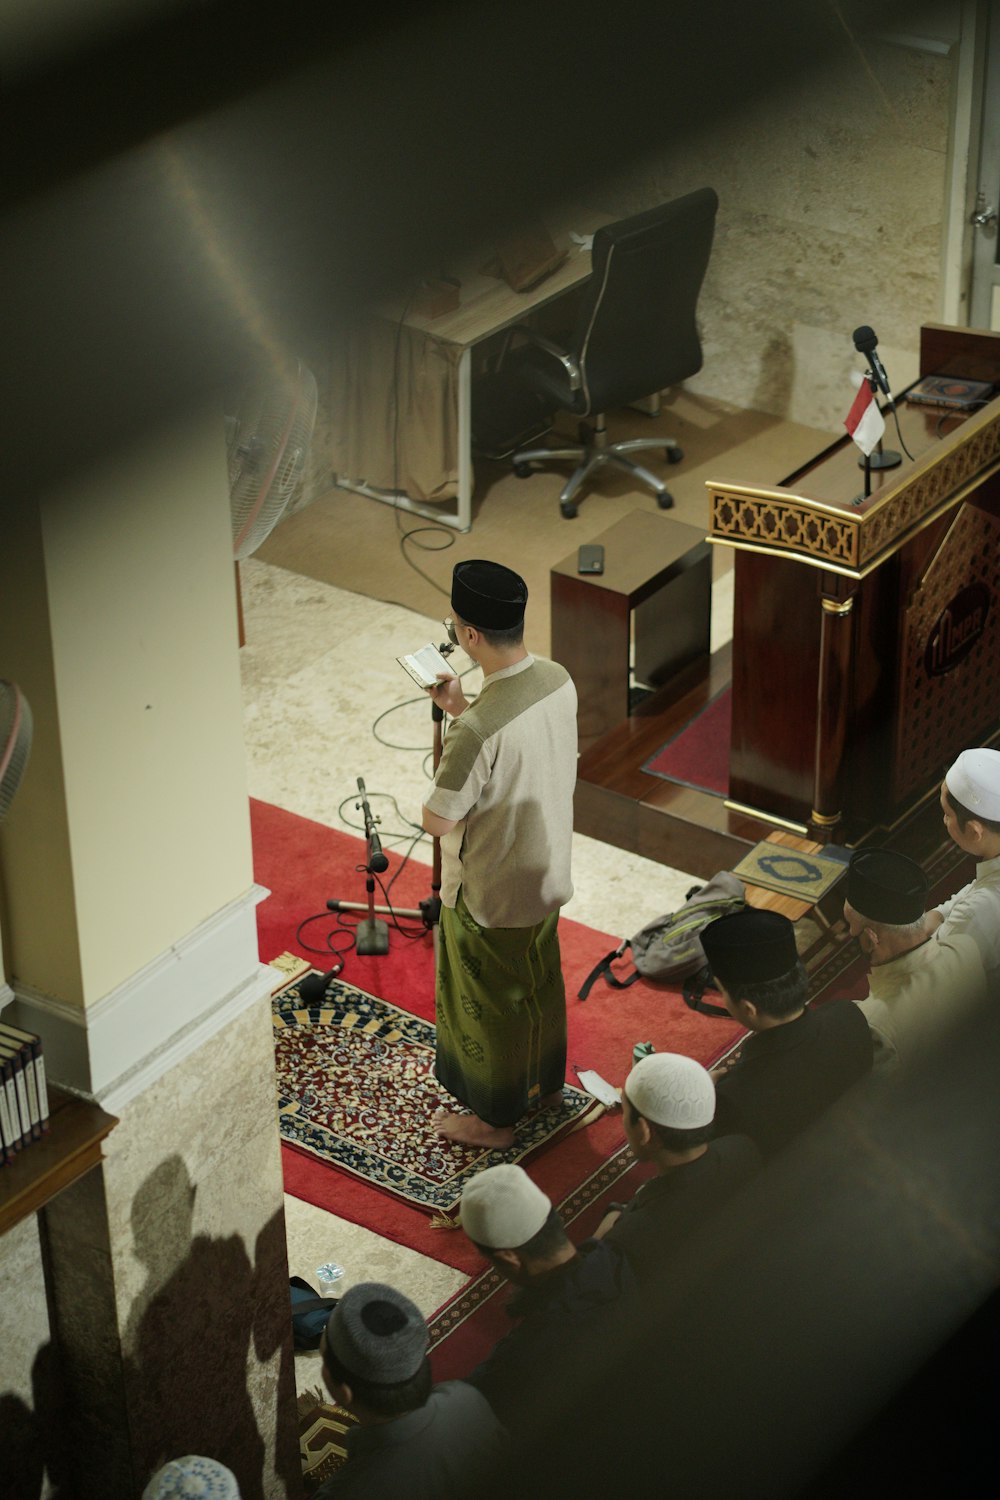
[700,908,799,986]
[451,559,527,630]
[846,849,928,925]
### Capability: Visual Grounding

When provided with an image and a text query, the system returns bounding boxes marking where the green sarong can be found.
[435,888,567,1127]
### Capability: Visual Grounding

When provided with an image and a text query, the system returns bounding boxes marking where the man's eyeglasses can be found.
[443,617,459,647]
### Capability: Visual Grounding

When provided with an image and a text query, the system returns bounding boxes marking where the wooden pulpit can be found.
[708,323,1000,843]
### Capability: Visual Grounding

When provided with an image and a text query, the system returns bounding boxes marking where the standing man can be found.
[927,747,1000,985]
[421,560,578,1147]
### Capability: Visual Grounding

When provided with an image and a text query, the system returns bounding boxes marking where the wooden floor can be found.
[573,636,972,917]
[573,642,779,877]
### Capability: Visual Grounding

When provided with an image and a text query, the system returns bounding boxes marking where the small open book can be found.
[397,642,454,689]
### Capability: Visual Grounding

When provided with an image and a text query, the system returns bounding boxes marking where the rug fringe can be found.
[297,1387,326,1419]
[429,1211,461,1230]
[569,1099,606,1132]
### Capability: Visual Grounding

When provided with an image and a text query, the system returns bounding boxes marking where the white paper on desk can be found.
[574,1069,620,1108]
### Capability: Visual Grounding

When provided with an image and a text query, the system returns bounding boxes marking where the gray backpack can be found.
[577,871,746,1009]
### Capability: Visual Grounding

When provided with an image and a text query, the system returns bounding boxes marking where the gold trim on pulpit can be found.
[723,797,809,835]
[706,400,1000,578]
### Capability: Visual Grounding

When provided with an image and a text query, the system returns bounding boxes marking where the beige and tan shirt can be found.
[425,654,577,928]
[856,931,986,1067]
[933,853,1000,982]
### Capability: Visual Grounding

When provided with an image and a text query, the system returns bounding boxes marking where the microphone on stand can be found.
[357,777,389,874]
[299,959,344,1001]
[852,325,895,410]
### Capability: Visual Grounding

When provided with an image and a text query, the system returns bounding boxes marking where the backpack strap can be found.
[577,942,640,1000]
[681,965,732,1018]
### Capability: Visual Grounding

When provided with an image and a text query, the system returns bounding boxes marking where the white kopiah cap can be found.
[460,1163,552,1249]
[625,1052,716,1129]
[946,748,1000,822]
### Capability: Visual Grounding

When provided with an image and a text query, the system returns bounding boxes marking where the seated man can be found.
[845,847,986,1069]
[701,907,873,1157]
[316,1282,505,1499]
[459,1164,635,1434]
[928,747,1000,985]
[591,1051,760,1281]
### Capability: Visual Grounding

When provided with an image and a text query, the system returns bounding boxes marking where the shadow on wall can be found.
[1,1343,74,1500]
[122,1155,298,1500]
[752,329,795,419]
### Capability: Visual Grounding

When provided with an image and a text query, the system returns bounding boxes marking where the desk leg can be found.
[455,346,472,531]
[332,349,474,533]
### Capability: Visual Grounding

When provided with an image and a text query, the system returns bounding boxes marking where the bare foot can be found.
[432,1110,515,1149]
[534,1090,565,1111]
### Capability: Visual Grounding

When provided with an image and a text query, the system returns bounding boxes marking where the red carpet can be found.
[252,798,745,1273]
[642,687,731,796]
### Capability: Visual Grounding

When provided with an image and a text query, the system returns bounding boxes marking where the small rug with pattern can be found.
[274,974,600,1214]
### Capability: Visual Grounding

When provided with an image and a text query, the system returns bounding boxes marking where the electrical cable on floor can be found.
[294,911,355,967]
[337,789,425,844]
[389,291,458,600]
[370,668,479,759]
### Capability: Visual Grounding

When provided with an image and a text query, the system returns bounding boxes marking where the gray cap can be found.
[325,1283,428,1384]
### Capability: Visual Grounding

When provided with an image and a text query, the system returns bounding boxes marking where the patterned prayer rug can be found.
[273,974,601,1214]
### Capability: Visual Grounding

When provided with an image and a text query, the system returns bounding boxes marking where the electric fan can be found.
[227,358,318,560]
[0,680,33,822]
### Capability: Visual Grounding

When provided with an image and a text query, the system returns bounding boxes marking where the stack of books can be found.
[0,1019,49,1165]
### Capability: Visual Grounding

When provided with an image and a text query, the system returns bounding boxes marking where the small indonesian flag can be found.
[844,381,885,457]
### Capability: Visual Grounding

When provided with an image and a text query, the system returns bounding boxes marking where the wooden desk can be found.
[551,510,711,751]
[331,218,609,532]
[0,1084,117,1236]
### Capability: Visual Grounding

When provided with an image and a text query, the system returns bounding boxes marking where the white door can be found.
[969,1,1000,327]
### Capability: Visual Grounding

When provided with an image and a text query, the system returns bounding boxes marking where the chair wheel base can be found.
[667,446,684,464]
[560,501,579,520]
[656,490,673,510]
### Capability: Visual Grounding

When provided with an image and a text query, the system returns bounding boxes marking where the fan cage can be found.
[0,680,34,823]
[229,361,319,560]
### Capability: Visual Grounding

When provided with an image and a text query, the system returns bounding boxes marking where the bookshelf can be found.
[0,1084,117,1236]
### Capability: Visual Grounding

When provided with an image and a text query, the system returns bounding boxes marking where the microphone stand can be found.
[325,644,454,957]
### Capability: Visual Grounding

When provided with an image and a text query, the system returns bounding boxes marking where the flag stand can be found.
[857,372,900,473]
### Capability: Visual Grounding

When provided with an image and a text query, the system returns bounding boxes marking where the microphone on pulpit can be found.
[852,325,895,411]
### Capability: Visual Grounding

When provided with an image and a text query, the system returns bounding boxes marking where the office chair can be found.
[496,188,718,518]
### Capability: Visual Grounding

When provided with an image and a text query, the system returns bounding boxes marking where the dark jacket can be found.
[714,1000,873,1158]
[468,1239,636,1433]
[601,1134,761,1284]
